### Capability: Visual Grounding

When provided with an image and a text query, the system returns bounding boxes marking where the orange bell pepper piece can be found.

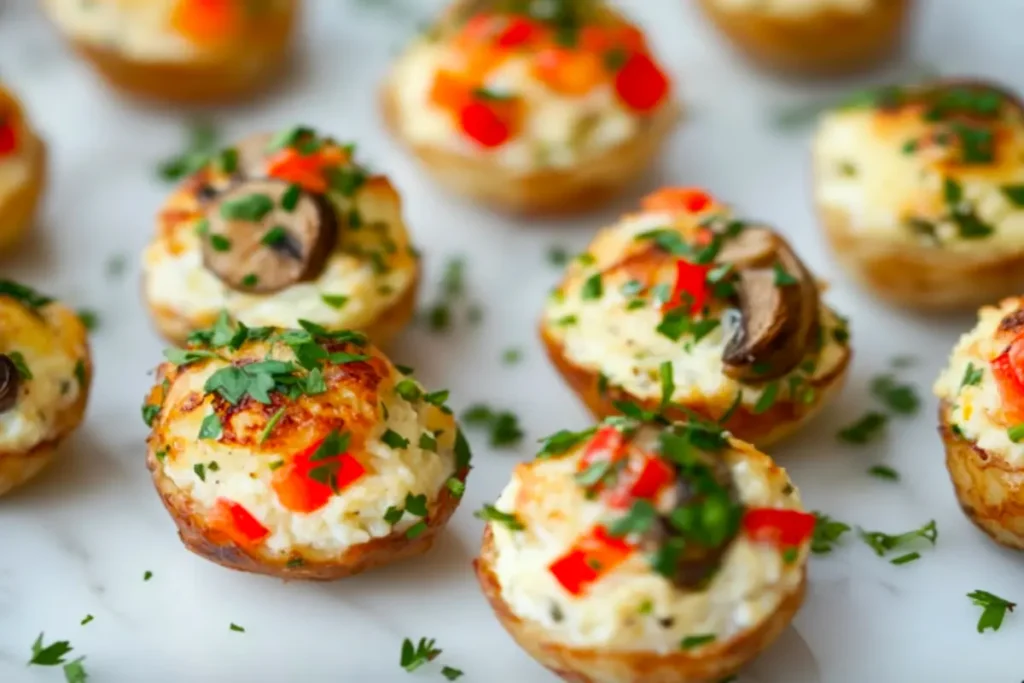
[172,0,241,46]
[534,47,605,96]
[430,71,474,111]
[642,187,714,214]
[991,340,1024,424]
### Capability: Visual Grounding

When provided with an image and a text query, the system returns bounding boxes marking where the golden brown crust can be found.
[64,10,297,104]
[939,400,1024,550]
[147,269,420,349]
[475,526,806,683]
[148,448,463,580]
[0,303,93,497]
[0,132,46,254]
[697,0,913,77]
[539,322,850,448]
[380,83,681,216]
[819,203,1024,310]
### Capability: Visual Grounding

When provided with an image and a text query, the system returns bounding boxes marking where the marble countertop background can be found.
[1,0,1023,681]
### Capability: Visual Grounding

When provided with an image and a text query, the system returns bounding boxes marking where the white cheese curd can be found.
[143,179,417,332]
[934,297,1024,466]
[711,0,876,17]
[390,42,641,173]
[489,435,804,652]
[814,104,1024,253]
[543,211,848,409]
[41,0,198,62]
[0,307,84,453]
[158,355,456,554]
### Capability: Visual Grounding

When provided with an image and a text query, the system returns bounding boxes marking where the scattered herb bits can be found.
[968,590,1015,633]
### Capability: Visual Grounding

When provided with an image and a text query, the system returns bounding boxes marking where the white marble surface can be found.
[1,0,1023,681]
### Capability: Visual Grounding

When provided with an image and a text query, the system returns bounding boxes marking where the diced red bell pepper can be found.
[577,426,627,473]
[991,342,1024,423]
[272,436,366,513]
[604,454,675,508]
[496,16,544,48]
[548,526,633,596]
[664,259,709,314]
[459,101,515,148]
[458,13,497,46]
[743,508,816,548]
[0,119,16,157]
[642,187,713,214]
[212,498,269,547]
[614,52,669,113]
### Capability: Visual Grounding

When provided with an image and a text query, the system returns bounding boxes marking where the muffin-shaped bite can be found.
[383,0,679,214]
[40,0,298,103]
[475,417,812,683]
[697,0,912,77]
[0,281,92,496]
[142,126,420,347]
[540,188,851,448]
[0,86,46,253]
[143,319,470,579]
[814,80,1024,309]
[933,296,1024,550]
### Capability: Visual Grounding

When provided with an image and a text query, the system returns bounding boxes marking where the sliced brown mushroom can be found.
[0,354,19,413]
[202,180,338,294]
[719,227,820,382]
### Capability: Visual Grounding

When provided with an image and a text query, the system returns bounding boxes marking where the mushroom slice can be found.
[0,354,19,413]
[202,180,338,294]
[721,229,820,382]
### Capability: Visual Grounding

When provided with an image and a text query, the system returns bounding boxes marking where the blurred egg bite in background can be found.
[39,0,299,103]
[0,281,92,497]
[814,79,1024,309]
[142,317,470,579]
[935,296,1024,550]
[541,187,851,448]
[142,126,420,347]
[696,0,914,77]
[383,0,679,214]
[0,84,46,253]
[475,415,813,683]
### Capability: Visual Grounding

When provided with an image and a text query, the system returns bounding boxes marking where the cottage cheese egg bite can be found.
[0,85,46,253]
[40,0,298,103]
[143,317,470,579]
[475,416,812,683]
[142,126,420,347]
[541,187,851,448]
[383,0,679,214]
[697,0,913,77]
[934,296,1024,550]
[814,79,1024,309]
[0,281,92,497]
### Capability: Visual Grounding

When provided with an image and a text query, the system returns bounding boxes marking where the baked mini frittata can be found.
[144,316,470,579]
[0,84,46,252]
[934,296,1024,549]
[40,0,298,102]
[475,416,811,682]
[142,126,420,347]
[541,187,851,447]
[0,280,92,496]
[383,0,679,213]
[814,79,1024,308]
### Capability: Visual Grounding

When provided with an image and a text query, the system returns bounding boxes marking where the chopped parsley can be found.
[441,666,464,680]
[811,512,851,554]
[502,348,523,365]
[547,246,569,266]
[8,351,32,380]
[474,504,525,531]
[29,633,73,666]
[867,465,899,481]
[79,615,93,626]
[261,226,288,246]
[1002,185,1024,207]
[321,294,349,309]
[461,404,523,447]
[890,551,920,565]
[198,413,223,441]
[961,362,984,388]
[772,263,798,286]
[870,374,919,414]
[141,402,161,427]
[680,634,716,650]
[229,623,245,633]
[77,309,99,331]
[581,273,603,300]
[0,279,53,310]
[259,407,287,443]
[445,476,465,497]
[382,429,410,449]
[859,520,937,558]
[1008,423,1024,443]
[400,637,441,672]
[968,590,1016,633]
[607,499,657,538]
[220,193,275,222]
[143,570,153,581]
[537,427,596,459]
[157,120,219,181]
[837,412,888,444]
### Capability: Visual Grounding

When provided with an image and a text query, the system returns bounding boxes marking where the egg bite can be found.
[540,187,851,448]
[0,85,46,253]
[814,79,1024,309]
[143,317,470,579]
[382,0,679,214]
[933,296,1024,549]
[697,0,912,77]
[40,0,298,103]
[0,280,92,496]
[142,126,420,347]
[475,416,812,683]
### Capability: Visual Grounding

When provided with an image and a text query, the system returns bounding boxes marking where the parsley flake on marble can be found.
[968,590,1016,633]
